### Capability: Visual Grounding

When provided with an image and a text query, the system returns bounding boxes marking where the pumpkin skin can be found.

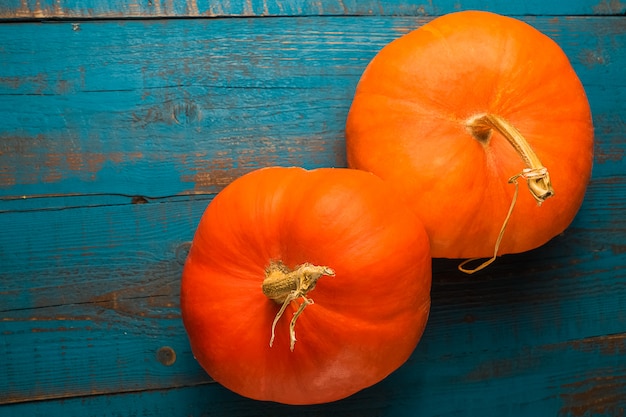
[345,11,594,259]
[181,167,431,405]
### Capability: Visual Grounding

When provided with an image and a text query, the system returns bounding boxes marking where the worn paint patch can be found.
[593,115,626,164]
[611,244,626,254]
[566,333,626,355]
[465,348,542,381]
[177,139,299,192]
[595,146,624,164]
[579,47,610,67]
[593,0,626,14]
[181,167,252,192]
[88,259,181,320]
[560,374,626,417]
[2,1,626,19]
[0,71,76,95]
[0,134,143,188]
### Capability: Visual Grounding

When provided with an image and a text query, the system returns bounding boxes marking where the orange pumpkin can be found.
[181,167,431,404]
[345,11,593,270]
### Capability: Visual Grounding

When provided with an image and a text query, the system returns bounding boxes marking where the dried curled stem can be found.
[460,114,555,274]
[262,261,335,351]
[458,167,551,274]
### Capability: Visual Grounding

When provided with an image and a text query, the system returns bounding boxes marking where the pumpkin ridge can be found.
[181,167,432,404]
[345,10,593,261]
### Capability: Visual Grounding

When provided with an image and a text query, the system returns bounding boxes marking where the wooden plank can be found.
[0,347,624,417]
[0,216,623,403]
[0,199,211,404]
[0,174,624,405]
[0,0,623,19]
[1,334,625,417]
[1,16,624,202]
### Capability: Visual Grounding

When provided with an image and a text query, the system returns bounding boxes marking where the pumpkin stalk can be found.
[460,114,555,274]
[262,261,334,351]
[468,114,554,203]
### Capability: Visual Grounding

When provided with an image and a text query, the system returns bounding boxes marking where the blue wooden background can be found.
[1,1,625,416]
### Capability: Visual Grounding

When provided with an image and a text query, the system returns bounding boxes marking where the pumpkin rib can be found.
[181,166,432,404]
[346,11,593,261]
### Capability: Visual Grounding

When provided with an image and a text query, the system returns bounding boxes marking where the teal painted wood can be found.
[0,197,625,414]
[0,334,624,417]
[1,0,624,19]
[1,8,626,417]
[1,17,624,202]
[0,200,210,402]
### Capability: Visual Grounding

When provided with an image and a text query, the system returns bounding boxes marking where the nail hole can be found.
[157,346,176,366]
[464,314,476,323]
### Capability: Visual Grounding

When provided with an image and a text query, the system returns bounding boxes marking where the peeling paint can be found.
[181,168,250,192]
[593,0,626,14]
[560,375,626,417]
[0,133,143,188]
[465,349,542,381]
[567,333,626,355]
[579,47,610,68]
[2,1,625,18]
[186,0,199,15]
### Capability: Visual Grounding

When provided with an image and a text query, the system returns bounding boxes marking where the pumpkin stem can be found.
[467,114,554,203]
[460,114,555,274]
[262,261,334,351]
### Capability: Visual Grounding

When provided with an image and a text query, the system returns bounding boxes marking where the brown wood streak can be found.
[559,374,626,417]
[593,0,626,14]
[87,258,184,319]
[556,333,626,416]
[565,333,626,355]
[0,134,144,188]
[465,333,626,413]
[1,257,186,322]
[7,0,201,18]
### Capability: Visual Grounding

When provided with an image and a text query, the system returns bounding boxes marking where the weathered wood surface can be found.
[1,3,625,417]
[1,0,624,19]
[1,17,624,200]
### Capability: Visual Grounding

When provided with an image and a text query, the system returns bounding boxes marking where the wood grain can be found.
[1,0,624,19]
[1,179,624,412]
[0,6,625,417]
[1,17,624,201]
